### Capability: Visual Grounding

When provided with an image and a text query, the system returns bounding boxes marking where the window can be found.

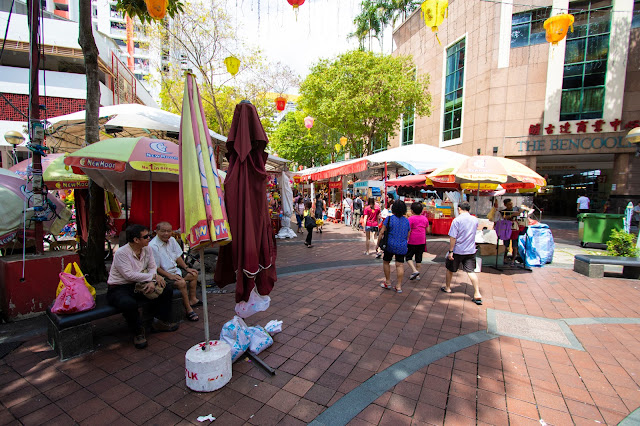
[633,0,640,29]
[560,0,611,121]
[443,38,465,142]
[511,7,551,47]
[401,107,414,145]
[371,134,388,153]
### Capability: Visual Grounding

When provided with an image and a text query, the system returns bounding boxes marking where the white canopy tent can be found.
[296,144,469,181]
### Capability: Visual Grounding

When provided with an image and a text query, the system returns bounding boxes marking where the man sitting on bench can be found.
[150,221,201,322]
[107,224,179,349]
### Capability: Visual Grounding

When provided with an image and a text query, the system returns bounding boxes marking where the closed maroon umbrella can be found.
[214,101,277,302]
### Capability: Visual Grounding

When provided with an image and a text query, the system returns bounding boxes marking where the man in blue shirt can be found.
[442,202,482,305]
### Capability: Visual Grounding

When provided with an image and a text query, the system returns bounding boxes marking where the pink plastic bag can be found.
[51,272,96,314]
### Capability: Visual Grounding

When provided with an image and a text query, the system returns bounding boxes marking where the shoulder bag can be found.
[379,216,392,251]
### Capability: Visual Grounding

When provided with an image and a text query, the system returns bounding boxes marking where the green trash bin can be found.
[577,213,625,247]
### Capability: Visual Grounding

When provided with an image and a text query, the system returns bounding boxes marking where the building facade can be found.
[391,0,640,216]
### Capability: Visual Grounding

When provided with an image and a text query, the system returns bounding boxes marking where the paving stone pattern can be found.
[1,222,640,425]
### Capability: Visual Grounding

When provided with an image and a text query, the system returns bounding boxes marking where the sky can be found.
[229,0,393,84]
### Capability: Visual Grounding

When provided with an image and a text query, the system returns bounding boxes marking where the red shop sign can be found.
[329,181,342,189]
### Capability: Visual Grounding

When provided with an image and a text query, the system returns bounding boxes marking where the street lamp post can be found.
[624,127,640,250]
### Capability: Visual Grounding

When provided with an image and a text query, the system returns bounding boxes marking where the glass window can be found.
[443,39,465,142]
[372,134,388,153]
[560,1,611,121]
[633,0,640,28]
[511,7,551,48]
[401,107,414,146]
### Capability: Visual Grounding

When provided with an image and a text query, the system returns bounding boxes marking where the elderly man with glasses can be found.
[107,224,179,349]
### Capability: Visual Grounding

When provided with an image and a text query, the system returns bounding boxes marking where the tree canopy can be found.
[115,0,185,24]
[299,50,431,158]
[268,111,336,169]
[350,0,421,51]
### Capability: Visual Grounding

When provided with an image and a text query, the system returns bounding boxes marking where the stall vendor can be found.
[494,198,532,265]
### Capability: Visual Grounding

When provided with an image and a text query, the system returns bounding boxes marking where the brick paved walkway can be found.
[2,222,640,425]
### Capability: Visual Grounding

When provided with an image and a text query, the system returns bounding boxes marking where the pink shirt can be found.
[107,244,157,285]
[364,206,380,227]
[408,215,429,245]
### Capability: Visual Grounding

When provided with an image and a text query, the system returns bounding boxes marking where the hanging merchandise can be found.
[287,0,305,19]
[304,116,314,130]
[421,0,448,45]
[224,56,241,76]
[544,14,574,45]
[275,96,287,112]
[144,0,168,20]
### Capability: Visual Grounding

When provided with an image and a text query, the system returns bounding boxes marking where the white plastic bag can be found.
[234,287,271,319]
[219,316,251,362]
[247,326,274,355]
[264,320,283,334]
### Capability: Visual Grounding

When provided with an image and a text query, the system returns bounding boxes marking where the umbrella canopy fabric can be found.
[179,73,231,249]
[10,154,89,189]
[384,173,460,189]
[46,103,227,151]
[0,173,70,242]
[214,101,277,303]
[64,137,178,201]
[428,155,546,191]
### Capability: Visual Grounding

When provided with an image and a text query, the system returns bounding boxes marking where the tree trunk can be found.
[78,0,107,282]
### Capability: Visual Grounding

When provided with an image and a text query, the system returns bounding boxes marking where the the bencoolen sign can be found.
[516,136,632,153]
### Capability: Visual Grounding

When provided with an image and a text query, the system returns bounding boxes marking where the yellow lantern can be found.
[335,143,341,152]
[144,0,168,20]
[421,0,448,43]
[543,14,574,45]
[224,56,241,76]
[340,136,348,146]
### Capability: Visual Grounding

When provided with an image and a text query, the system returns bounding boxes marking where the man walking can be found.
[342,194,353,227]
[352,195,364,231]
[441,202,482,305]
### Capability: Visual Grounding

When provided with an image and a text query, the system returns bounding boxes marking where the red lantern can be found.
[275,96,287,112]
[287,0,305,19]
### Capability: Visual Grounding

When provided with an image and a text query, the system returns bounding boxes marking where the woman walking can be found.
[303,201,315,248]
[406,202,430,280]
[295,193,305,233]
[378,200,411,293]
[363,197,380,255]
[314,194,326,233]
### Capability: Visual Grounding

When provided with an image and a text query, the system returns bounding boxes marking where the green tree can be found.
[269,111,334,168]
[350,0,421,51]
[115,0,185,24]
[299,50,431,159]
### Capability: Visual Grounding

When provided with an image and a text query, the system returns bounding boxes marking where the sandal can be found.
[394,287,403,293]
[440,286,452,293]
[380,281,391,290]
[375,252,382,259]
[190,300,203,308]
[409,272,420,280]
[187,311,199,321]
[472,298,483,305]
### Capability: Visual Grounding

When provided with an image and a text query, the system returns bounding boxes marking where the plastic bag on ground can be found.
[51,272,96,314]
[234,287,271,319]
[219,316,251,362]
[247,325,274,355]
[517,224,555,267]
[264,320,283,334]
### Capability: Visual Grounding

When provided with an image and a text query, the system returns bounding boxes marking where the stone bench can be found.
[47,288,184,361]
[573,255,640,279]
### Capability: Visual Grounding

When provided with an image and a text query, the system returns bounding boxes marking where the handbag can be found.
[304,214,316,228]
[379,217,391,251]
[134,281,164,299]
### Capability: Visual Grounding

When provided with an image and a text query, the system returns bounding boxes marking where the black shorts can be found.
[445,253,476,273]
[406,244,425,263]
[383,250,405,263]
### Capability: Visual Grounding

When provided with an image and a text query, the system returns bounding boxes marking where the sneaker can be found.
[151,318,179,332]
[134,327,147,349]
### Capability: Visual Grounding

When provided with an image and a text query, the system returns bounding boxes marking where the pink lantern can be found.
[304,116,314,129]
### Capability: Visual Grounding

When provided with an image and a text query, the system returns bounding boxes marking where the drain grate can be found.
[487,309,584,351]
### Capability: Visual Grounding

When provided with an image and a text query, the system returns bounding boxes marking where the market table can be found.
[431,217,454,235]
